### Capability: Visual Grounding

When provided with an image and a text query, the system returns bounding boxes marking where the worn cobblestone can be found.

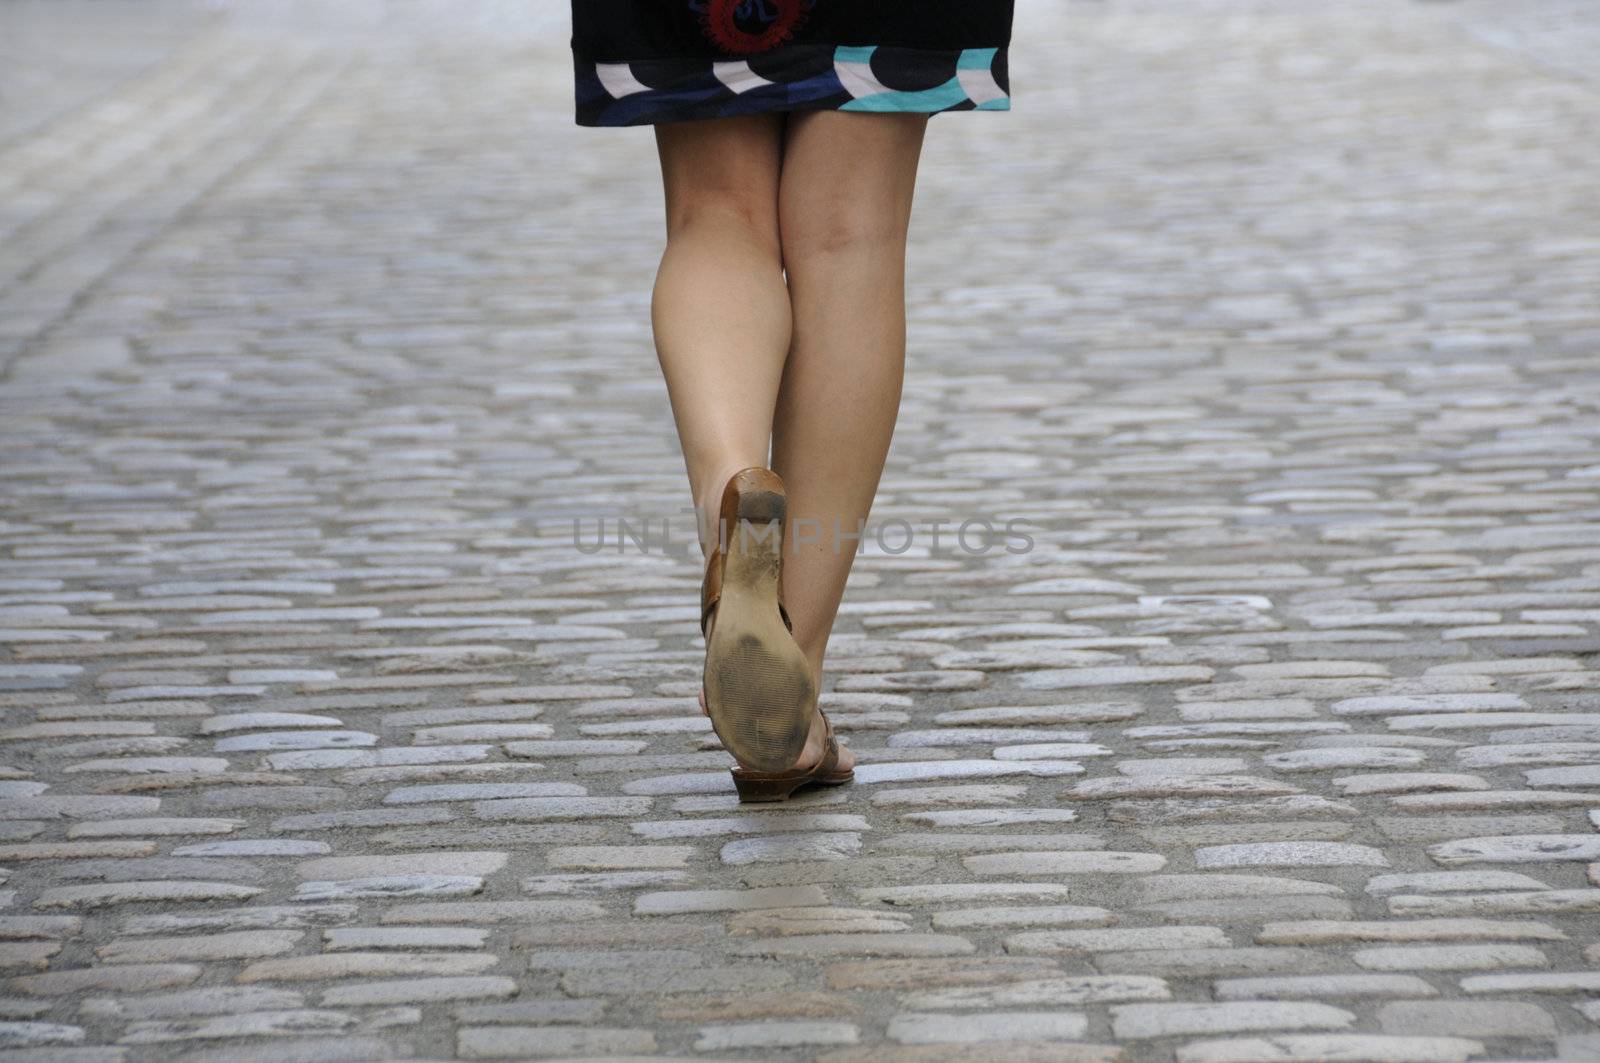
[3,0,1600,1059]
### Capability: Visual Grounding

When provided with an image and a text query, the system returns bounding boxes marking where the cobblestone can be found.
[3,0,1600,1058]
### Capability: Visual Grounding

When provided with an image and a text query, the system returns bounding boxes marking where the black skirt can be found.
[571,1,1014,127]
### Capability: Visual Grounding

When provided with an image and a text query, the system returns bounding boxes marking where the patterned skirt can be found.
[571,1,1015,127]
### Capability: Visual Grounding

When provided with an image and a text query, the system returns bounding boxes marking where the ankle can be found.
[803,652,824,693]
[697,460,763,556]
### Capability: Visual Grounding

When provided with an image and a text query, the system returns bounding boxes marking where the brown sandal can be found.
[699,467,853,802]
[731,710,853,803]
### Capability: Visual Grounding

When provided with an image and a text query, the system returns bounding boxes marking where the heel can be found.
[731,771,806,804]
[728,712,852,804]
[724,468,786,528]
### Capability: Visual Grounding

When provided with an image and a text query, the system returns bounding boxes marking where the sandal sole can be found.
[703,480,814,773]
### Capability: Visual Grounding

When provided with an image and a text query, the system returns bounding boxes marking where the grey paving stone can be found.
[235,952,498,983]
[1174,1035,1483,1063]
[1143,896,1355,923]
[902,976,1170,1010]
[6,2,1600,1059]
[870,784,1029,807]
[382,783,584,804]
[296,852,508,879]
[1194,843,1389,869]
[0,1023,85,1048]
[1350,943,1550,970]
[1376,1001,1558,1038]
[730,934,977,959]
[1095,948,1344,978]
[456,1026,656,1058]
[635,885,827,915]
[471,796,652,820]
[930,906,1113,930]
[66,818,241,838]
[294,875,486,901]
[728,907,911,937]
[319,976,517,1006]
[1255,918,1565,944]
[858,883,1076,906]
[886,1011,1088,1044]
[271,808,456,831]
[882,832,1103,854]
[1067,776,1303,800]
[0,796,160,821]
[1427,834,1600,865]
[1213,974,1439,1001]
[323,927,487,951]
[850,759,1085,785]
[167,1036,398,1063]
[8,964,200,996]
[523,870,689,894]
[117,1010,356,1045]
[560,963,794,996]
[524,947,701,972]
[1138,823,1356,847]
[1373,814,1571,842]
[694,1021,859,1050]
[898,808,1081,827]
[55,857,265,884]
[722,833,862,865]
[77,987,304,1020]
[965,852,1167,875]
[1110,1002,1355,1039]
[546,845,693,870]
[0,943,61,972]
[510,921,714,949]
[119,906,358,935]
[450,999,604,1024]
[1263,748,1426,772]
[1363,870,1552,894]
[1386,889,1600,917]
[170,840,331,857]
[1008,927,1231,954]
[1459,971,1600,994]
[631,813,868,839]
[94,930,302,963]
[1132,876,1343,904]
[32,881,263,909]
[0,917,80,940]
[378,901,605,925]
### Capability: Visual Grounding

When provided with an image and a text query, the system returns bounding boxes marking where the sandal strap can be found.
[814,710,840,778]
[699,543,723,637]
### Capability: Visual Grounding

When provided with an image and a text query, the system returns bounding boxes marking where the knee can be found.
[665,194,782,259]
[778,205,909,267]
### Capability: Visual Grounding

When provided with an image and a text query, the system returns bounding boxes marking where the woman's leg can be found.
[652,114,790,550]
[773,111,930,772]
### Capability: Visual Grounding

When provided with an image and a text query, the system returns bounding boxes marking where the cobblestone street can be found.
[3,0,1600,1060]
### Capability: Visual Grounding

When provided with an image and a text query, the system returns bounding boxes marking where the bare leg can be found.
[652,114,789,549]
[773,111,930,773]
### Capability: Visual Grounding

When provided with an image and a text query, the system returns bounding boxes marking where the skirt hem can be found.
[574,42,1011,127]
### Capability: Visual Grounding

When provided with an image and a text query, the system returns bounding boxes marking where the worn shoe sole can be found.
[702,479,814,774]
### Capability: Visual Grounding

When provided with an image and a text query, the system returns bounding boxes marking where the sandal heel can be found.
[728,713,853,805]
[731,771,805,804]
[716,467,785,526]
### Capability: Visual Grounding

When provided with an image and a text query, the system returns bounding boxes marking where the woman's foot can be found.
[696,466,854,800]
[699,667,855,777]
